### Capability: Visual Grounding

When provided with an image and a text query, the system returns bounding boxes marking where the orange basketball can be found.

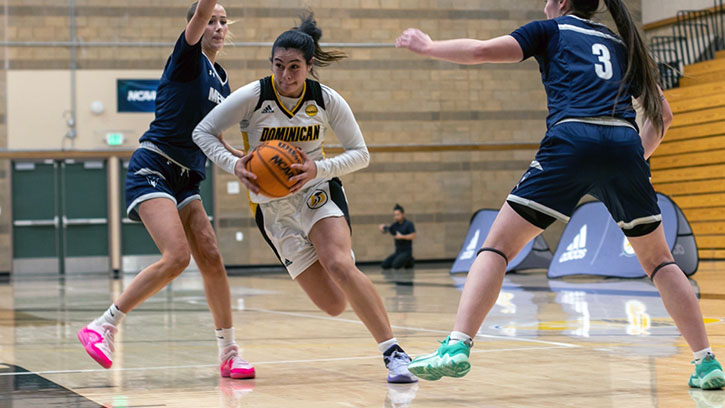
[246,140,304,198]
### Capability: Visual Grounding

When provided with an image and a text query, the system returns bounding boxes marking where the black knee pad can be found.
[623,220,661,237]
[476,247,509,266]
[507,200,556,230]
[650,261,678,281]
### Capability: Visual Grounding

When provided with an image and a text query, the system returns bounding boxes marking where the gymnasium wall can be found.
[642,0,713,24]
[0,1,642,270]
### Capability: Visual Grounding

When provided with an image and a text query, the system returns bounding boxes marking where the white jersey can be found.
[193,75,369,203]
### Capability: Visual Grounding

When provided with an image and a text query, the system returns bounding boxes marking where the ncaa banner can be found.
[450,209,552,274]
[548,193,698,279]
[117,79,159,112]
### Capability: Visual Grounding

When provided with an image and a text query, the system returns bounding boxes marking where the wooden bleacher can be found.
[651,50,725,259]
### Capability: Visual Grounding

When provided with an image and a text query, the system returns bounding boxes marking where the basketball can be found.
[246,140,304,198]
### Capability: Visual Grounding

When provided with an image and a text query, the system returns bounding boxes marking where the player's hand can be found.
[219,133,245,158]
[234,153,259,194]
[395,231,404,239]
[289,149,317,194]
[395,28,433,55]
[379,224,386,233]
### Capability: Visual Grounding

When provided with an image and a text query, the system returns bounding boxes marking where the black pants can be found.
[382,251,414,269]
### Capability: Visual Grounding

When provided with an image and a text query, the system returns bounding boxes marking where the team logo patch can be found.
[307,190,328,209]
[305,105,318,117]
[240,119,249,129]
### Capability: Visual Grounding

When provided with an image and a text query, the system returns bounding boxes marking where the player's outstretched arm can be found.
[395,29,523,64]
[185,0,218,45]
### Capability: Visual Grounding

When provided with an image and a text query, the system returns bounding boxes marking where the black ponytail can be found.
[271,11,346,78]
[569,0,664,135]
[602,0,663,135]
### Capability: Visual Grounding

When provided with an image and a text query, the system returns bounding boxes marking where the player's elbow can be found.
[191,127,203,146]
[662,101,674,129]
[359,147,370,169]
[471,42,491,64]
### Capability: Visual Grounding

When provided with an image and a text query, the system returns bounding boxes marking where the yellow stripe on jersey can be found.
[241,131,258,215]
[270,74,307,118]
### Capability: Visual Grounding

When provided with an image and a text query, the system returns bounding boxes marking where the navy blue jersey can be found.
[511,15,637,130]
[387,219,415,253]
[139,31,230,177]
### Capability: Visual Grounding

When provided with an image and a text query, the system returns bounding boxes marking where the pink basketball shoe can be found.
[77,321,117,369]
[219,345,255,379]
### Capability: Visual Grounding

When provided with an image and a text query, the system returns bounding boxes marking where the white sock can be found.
[449,331,472,346]
[95,304,125,327]
[378,338,398,353]
[216,327,237,358]
[694,347,713,363]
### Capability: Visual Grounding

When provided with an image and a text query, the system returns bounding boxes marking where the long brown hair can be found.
[570,0,664,135]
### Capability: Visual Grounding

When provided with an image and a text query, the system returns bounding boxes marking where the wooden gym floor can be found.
[0,262,724,407]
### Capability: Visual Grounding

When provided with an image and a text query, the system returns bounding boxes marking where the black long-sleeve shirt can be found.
[385,219,415,253]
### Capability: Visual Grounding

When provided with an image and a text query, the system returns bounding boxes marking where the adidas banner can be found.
[548,193,698,279]
[450,209,552,274]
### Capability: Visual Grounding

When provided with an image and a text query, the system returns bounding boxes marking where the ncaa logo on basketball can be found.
[305,105,318,117]
[307,190,328,209]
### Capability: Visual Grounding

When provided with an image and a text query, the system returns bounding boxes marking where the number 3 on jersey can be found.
[592,43,613,80]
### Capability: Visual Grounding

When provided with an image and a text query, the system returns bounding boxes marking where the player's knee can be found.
[195,245,223,270]
[323,257,355,285]
[321,297,347,317]
[476,246,511,266]
[646,257,678,280]
[160,248,191,277]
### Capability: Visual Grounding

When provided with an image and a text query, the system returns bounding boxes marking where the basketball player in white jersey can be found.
[193,13,417,384]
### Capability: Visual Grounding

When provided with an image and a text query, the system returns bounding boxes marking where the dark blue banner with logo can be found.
[117,79,159,112]
[450,209,552,274]
[548,193,698,278]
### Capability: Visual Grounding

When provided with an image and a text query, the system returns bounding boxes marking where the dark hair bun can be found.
[295,13,322,42]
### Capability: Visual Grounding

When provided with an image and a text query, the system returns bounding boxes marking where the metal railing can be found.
[649,0,725,89]
[650,35,684,89]
[674,9,716,65]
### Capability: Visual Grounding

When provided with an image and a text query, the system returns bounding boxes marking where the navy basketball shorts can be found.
[507,121,661,237]
[125,148,204,222]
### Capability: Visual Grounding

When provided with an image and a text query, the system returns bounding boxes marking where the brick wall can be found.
[0,1,643,268]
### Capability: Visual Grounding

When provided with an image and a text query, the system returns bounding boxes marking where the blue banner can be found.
[450,209,549,274]
[117,79,159,112]
[548,193,688,278]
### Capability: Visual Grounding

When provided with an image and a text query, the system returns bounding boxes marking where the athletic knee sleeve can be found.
[476,247,509,266]
[650,261,678,281]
